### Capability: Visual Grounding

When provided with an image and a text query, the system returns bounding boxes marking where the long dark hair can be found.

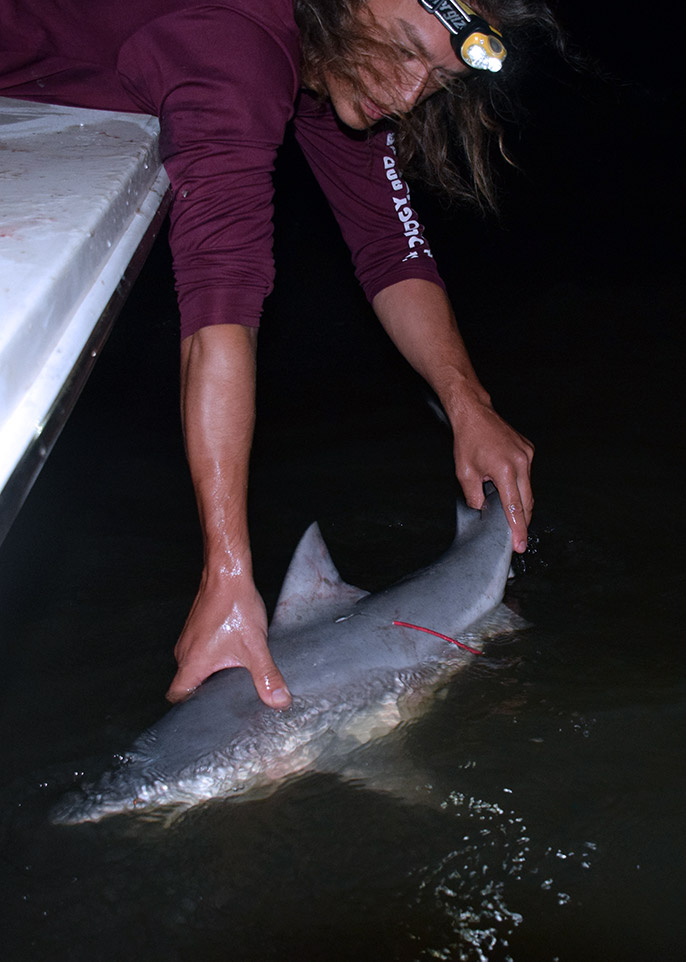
[294,0,565,210]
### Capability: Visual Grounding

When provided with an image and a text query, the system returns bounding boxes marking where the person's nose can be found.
[397,63,431,112]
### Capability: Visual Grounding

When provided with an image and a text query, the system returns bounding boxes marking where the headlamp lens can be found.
[461,32,507,72]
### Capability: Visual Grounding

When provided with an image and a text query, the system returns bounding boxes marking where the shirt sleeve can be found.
[116,7,299,337]
[292,91,445,304]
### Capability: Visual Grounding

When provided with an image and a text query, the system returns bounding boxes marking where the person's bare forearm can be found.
[373,279,534,552]
[373,278,496,418]
[166,324,291,708]
[180,324,256,573]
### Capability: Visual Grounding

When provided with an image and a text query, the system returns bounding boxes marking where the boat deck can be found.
[0,97,170,543]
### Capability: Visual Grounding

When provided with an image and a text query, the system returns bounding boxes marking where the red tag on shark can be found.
[392,620,483,655]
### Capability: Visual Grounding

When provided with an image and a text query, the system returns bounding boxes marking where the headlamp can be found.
[417,0,507,73]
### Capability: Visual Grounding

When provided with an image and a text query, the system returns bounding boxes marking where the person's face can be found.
[324,0,471,130]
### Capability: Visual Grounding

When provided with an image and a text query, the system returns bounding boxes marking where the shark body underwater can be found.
[53,485,521,824]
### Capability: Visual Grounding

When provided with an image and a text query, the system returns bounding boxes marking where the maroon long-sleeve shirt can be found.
[1,0,444,337]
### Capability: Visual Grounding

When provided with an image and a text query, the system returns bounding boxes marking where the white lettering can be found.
[381,148,433,263]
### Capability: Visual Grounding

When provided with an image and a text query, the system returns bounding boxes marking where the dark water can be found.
[1,32,685,962]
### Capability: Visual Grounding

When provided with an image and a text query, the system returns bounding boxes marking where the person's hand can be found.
[166,571,292,709]
[451,397,534,554]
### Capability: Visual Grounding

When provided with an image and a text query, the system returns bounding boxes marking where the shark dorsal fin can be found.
[270,523,369,630]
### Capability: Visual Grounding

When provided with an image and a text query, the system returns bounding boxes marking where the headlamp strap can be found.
[419,0,473,35]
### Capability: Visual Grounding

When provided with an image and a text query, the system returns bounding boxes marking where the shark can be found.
[52,485,520,824]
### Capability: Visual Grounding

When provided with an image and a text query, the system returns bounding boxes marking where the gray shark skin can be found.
[52,486,516,824]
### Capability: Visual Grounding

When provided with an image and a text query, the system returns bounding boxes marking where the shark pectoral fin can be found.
[270,522,369,630]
